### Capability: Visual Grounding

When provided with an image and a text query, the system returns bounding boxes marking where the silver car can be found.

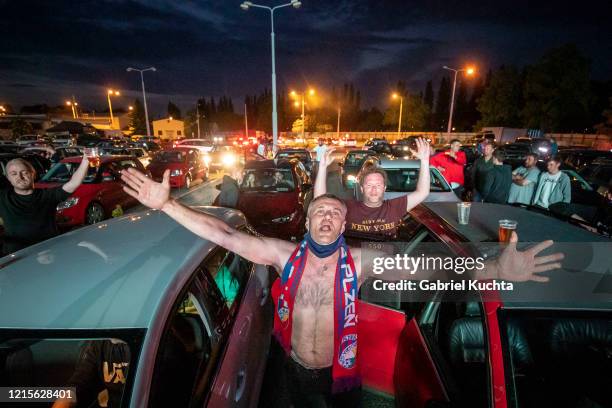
[354,158,459,202]
[0,207,272,407]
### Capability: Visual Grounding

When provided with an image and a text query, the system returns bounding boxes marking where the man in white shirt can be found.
[531,156,571,209]
[508,153,541,205]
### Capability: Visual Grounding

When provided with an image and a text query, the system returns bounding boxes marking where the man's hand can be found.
[410,138,430,161]
[494,232,564,282]
[320,147,335,168]
[121,168,170,210]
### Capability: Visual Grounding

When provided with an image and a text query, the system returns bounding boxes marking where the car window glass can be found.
[500,310,612,408]
[204,249,250,309]
[241,168,295,192]
[149,289,213,407]
[384,168,450,192]
[419,300,489,407]
[0,335,137,407]
[41,162,97,183]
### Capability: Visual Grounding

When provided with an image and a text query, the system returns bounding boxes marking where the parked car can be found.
[35,155,146,226]
[237,159,313,240]
[497,143,532,168]
[274,148,314,175]
[50,147,83,163]
[174,138,214,153]
[130,140,162,153]
[344,201,610,407]
[338,150,378,188]
[513,137,553,160]
[101,147,152,168]
[75,134,104,147]
[364,138,389,147]
[51,134,76,147]
[354,157,459,202]
[147,148,209,189]
[557,149,612,170]
[15,134,41,146]
[0,206,273,407]
[578,159,612,190]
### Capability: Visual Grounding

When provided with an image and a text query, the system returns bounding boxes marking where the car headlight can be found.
[170,169,182,176]
[538,146,548,153]
[203,155,211,165]
[57,197,79,210]
[222,153,236,166]
[347,175,357,182]
[271,211,298,223]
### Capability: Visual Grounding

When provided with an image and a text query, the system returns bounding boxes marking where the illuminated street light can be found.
[290,88,316,141]
[392,92,404,137]
[127,66,156,136]
[240,0,301,150]
[128,106,134,111]
[0,105,5,116]
[66,95,79,118]
[443,65,477,135]
[107,89,120,129]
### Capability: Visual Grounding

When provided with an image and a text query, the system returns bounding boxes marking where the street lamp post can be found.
[290,88,314,142]
[107,89,120,129]
[127,67,156,136]
[337,105,341,139]
[240,0,301,151]
[443,65,475,136]
[392,93,404,138]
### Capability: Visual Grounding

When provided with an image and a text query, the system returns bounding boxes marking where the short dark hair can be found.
[483,139,496,147]
[492,149,505,162]
[307,194,347,217]
[548,155,562,164]
[450,139,461,145]
[359,165,388,187]
[525,152,538,161]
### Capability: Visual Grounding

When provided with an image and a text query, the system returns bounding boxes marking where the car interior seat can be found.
[548,318,612,407]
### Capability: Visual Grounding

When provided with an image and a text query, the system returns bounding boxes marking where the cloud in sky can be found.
[0,0,609,113]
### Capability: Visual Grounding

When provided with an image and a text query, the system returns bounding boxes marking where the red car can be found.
[236,159,313,240]
[147,148,209,189]
[341,202,611,407]
[35,155,146,226]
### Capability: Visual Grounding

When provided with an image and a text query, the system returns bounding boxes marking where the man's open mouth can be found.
[320,224,332,232]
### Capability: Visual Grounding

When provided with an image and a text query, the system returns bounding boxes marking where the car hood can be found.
[35,182,62,189]
[238,191,299,220]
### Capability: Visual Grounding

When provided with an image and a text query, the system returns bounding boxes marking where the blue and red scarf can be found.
[272,233,361,393]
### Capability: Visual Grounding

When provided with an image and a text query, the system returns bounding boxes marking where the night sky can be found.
[1,0,610,116]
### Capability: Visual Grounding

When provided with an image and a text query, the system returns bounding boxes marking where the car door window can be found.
[419,300,489,407]
[149,285,213,407]
[203,249,250,310]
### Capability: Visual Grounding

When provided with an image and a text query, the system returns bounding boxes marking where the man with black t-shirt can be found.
[0,156,90,254]
[314,138,431,237]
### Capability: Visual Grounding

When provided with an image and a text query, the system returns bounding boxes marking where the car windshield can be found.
[563,169,593,191]
[153,151,186,163]
[345,152,371,166]
[240,168,295,192]
[0,331,141,407]
[500,310,612,408]
[277,152,309,161]
[41,162,98,183]
[384,168,450,192]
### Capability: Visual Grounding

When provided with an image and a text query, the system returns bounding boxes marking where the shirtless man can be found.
[121,168,562,407]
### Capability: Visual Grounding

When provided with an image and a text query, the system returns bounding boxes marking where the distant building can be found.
[153,117,185,140]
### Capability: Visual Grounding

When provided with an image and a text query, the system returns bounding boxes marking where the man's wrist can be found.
[161,198,176,214]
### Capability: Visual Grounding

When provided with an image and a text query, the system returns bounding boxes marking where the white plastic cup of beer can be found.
[498,219,518,243]
[457,202,471,225]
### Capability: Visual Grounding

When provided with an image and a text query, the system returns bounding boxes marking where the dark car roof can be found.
[244,159,296,169]
[421,202,611,311]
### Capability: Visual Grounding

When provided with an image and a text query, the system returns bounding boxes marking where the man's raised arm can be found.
[407,138,431,211]
[121,168,293,271]
[313,148,335,198]
[62,154,90,193]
